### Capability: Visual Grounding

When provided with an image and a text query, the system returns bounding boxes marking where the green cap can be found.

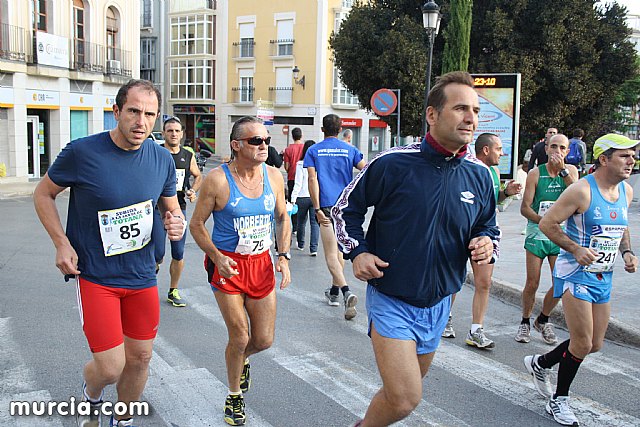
[593,134,639,160]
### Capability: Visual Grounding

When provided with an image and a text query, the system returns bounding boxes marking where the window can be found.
[170,59,214,100]
[276,19,293,56]
[170,14,214,56]
[332,66,358,105]
[140,38,156,82]
[238,22,254,58]
[334,11,348,33]
[274,67,292,105]
[31,0,47,31]
[106,7,118,60]
[240,76,253,102]
[142,0,152,28]
[73,0,85,66]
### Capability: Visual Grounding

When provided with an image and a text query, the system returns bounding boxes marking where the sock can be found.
[340,286,351,295]
[471,323,482,334]
[228,390,242,396]
[538,339,570,369]
[521,317,530,326]
[329,285,340,296]
[554,349,583,398]
[82,382,103,404]
[536,313,550,324]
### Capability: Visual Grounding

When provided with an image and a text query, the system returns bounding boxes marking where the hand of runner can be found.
[275,258,291,289]
[164,211,187,241]
[505,180,522,197]
[572,246,598,266]
[186,189,197,203]
[353,252,389,281]
[56,243,81,277]
[469,236,493,264]
[315,209,332,226]
[214,254,240,278]
[623,252,638,273]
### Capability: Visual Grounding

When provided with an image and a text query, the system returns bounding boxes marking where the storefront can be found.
[368,119,388,156]
[172,104,216,153]
[70,93,93,141]
[340,117,362,151]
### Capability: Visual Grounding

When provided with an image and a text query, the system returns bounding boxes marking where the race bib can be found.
[538,201,554,217]
[176,168,186,191]
[585,235,622,273]
[98,200,154,256]
[235,222,273,255]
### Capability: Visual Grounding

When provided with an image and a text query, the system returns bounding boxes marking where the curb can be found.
[465,272,640,349]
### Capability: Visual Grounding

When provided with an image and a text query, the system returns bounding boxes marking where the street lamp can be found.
[292,65,305,90]
[422,0,441,137]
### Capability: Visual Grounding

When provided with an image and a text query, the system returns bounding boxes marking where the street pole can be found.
[422,29,435,138]
[421,0,441,138]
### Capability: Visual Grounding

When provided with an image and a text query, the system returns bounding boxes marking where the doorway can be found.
[26,115,40,178]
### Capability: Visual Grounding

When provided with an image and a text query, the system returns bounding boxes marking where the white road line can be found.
[148,329,273,427]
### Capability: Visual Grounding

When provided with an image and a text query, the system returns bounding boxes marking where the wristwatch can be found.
[621,250,635,258]
[277,252,291,260]
[559,168,569,178]
[314,208,321,214]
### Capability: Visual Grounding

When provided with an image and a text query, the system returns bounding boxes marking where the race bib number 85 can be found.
[98,200,154,256]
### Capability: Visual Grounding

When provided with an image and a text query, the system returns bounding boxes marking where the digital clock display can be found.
[474,77,496,87]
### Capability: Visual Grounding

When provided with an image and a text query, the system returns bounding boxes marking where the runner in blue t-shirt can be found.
[303,114,365,320]
[33,80,187,427]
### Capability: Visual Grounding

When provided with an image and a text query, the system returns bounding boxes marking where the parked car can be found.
[149,131,164,145]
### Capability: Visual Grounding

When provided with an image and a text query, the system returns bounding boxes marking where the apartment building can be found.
[214,0,387,159]
[0,0,139,180]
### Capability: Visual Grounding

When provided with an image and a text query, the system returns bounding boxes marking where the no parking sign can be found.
[370,89,397,116]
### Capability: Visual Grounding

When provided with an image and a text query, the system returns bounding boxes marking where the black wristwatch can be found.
[559,168,569,178]
[277,252,291,260]
[314,208,321,214]
[621,250,635,258]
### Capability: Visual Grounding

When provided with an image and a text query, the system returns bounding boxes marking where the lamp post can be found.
[422,0,442,137]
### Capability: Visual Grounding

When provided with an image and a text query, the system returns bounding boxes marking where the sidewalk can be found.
[467,196,640,348]
[2,177,639,348]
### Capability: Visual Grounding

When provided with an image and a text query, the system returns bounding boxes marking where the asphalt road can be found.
[1,174,639,427]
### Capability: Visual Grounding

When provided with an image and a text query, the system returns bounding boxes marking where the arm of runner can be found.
[290,163,303,204]
[268,167,292,289]
[499,179,522,203]
[539,181,596,265]
[620,183,637,273]
[468,236,494,264]
[520,168,541,223]
[158,196,186,241]
[189,168,239,278]
[33,174,81,277]
[186,153,203,202]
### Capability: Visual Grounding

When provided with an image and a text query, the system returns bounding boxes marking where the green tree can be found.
[442,0,473,73]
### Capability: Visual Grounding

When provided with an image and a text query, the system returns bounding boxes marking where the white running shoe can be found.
[546,396,579,426]
[524,354,553,398]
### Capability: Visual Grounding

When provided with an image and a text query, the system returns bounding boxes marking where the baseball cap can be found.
[593,134,639,160]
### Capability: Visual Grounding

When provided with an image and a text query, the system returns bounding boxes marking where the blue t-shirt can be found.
[47,132,176,289]
[303,137,363,207]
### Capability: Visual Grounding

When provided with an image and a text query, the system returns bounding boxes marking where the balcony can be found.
[269,86,293,106]
[231,86,254,105]
[269,39,294,59]
[0,23,29,62]
[71,40,105,73]
[232,40,255,61]
[104,47,133,77]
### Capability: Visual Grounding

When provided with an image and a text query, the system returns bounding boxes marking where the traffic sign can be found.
[370,89,397,116]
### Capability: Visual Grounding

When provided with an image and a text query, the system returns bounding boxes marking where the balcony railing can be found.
[269,86,293,106]
[231,86,254,104]
[232,40,255,59]
[0,23,28,62]
[104,47,133,77]
[70,40,105,73]
[269,39,294,57]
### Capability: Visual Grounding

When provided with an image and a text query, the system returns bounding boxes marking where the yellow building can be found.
[0,0,140,180]
[216,0,388,160]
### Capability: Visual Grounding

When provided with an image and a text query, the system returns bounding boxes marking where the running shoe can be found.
[76,383,103,427]
[546,396,579,426]
[240,358,251,393]
[310,251,318,257]
[324,287,340,306]
[224,394,246,426]
[442,317,455,338]
[167,288,187,307]
[296,245,304,251]
[465,327,495,349]
[109,417,135,426]
[344,291,358,320]
[524,354,553,398]
[534,319,558,345]
[515,322,531,343]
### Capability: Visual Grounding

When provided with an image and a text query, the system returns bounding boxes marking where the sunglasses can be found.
[237,136,271,146]
[163,115,181,124]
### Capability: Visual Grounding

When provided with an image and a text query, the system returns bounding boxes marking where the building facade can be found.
[0,0,139,180]
[215,0,387,160]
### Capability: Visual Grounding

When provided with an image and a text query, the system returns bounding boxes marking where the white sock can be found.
[228,390,242,396]
[471,324,482,334]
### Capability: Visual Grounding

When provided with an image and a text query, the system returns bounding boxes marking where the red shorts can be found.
[76,278,159,353]
[205,249,275,299]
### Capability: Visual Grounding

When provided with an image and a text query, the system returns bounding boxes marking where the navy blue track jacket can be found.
[332,135,500,308]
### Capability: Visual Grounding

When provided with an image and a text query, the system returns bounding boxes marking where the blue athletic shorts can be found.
[366,285,450,354]
[553,277,612,304]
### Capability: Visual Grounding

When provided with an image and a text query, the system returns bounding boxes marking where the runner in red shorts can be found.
[190,116,291,426]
